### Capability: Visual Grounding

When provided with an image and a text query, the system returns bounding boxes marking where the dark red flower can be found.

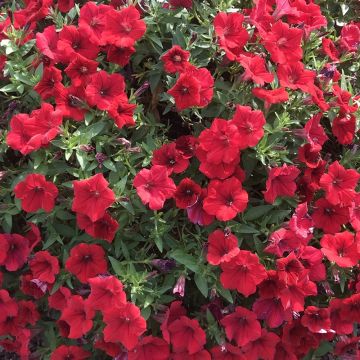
[107,43,135,66]
[108,94,136,129]
[0,234,30,272]
[220,250,267,297]
[14,174,58,213]
[36,25,60,62]
[242,329,280,360]
[72,173,115,222]
[168,316,206,354]
[332,113,356,145]
[128,336,170,360]
[322,38,340,61]
[152,142,189,174]
[50,345,91,360]
[174,178,202,209]
[203,177,248,221]
[168,0,192,9]
[87,275,126,310]
[220,306,261,347]
[59,295,95,338]
[161,45,190,74]
[65,54,98,87]
[29,250,59,284]
[94,337,122,358]
[65,243,108,283]
[206,229,239,265]
[210,343,245,360]
[276,252,307,284]
[301,306,331,333]
[103,302,146,350]
[263,164,301,204]
[133,165,176,210]
[264,228,300,257]
[48,286,72,311]
[0,290,18,322]
[329,298,354,335]
[34,66,63,99]
[58,0,74,13]
[186,189,214,226]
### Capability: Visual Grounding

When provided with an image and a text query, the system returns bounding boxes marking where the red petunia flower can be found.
[108,94,136,129]
[206,229,239,266]
[263,164,301,204]
[161,45,190,74]
[220,250,267,297]
[340,23,360,52]
[29,250,59,284]
[298,143,322,169]
[58,0,74,13]
[301,306,331,333]
[322,38,340,61]
[50,345,91,360]
[152,142,189,174]
[320,231,359,267]
[210,343,244,360]
[238,54,274,85]
[107,43,135,66]
[174,178,202,209]
[198,118,241,164]
[262,21,303,64]
[298,246,326,282]
[103,6,146,47]
[329,298,354,335]
[188,67,214,108]
[0,234,30,272]
[94,337,122,358]
[168,0,193,9]
[14,174,58,213]
[167,71,201,111]
[203,177,248,221]
[72,173,115,222]
[87,275,126,310]
[252,87,289,108]
[220,306,261,347]
[59,295,95,339]
[77,212,119,243]
[231,105,266,148]
[0,290,18,322]
[128,336,170,360]
[36,25,60,63]
[304,113,328,148]
[65,54,98,87]
[320,161,360,206]
[186,189,214,226]
[34,66,63,99]
[288,202,313,241]
[312,198,350,233]
[242,329,280,360]
[65,243,108,283]
[85,70,125,111]
[276,252,307,284]
[103,302,146,350]
[264,228,300,257]
[168,316,206,354]
[350,193,360,231]
[133,165,176,210]
[332,113,356,145]
[48,286,72,311]
[160,301,187,343]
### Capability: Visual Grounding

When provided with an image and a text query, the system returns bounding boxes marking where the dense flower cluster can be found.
[0,0,359,359]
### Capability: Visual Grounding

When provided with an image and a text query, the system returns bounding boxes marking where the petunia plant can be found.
[0,0,360,359]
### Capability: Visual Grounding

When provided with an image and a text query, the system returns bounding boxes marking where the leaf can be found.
[194,274,208,297]
[108,256,125,276]
[232,224,260,234]
[170,249,199,273]
[217,286,233,304]
[243,205,273,222]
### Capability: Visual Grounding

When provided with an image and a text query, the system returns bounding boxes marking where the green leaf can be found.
[243,205,273,221]
[109,256,125,276]
[194,273,208,297]
[170,249,199,273]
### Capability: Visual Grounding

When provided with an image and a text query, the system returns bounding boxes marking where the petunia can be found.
[174,178,202,209]
[50,345,91,360]
[34,66,63,100]
[301,306,331,333]
[252,87,289,108]
[128,336,170,360]
[152,142,189,174]
[65,54,98,87]
[14,174,58,213]
[186,189,214,226]
[48,287,72,311]
[238,54,274,85]
[242,329,280,360]
[161,45,190,74]
[29,251,59,284]
[108,94,136,129]
[0,234,30,272]
[332,113,356,145]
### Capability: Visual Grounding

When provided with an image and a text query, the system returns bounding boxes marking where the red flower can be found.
[58,0,74,13]
[220,306,261,347]
[174,178,202,209]
[34,66,63,99]
[242,329,280,360]
[108,94,136,129]
[48,287,72,311]
[231,105,266,148]
[214,12,249,61]
[167,71,201,111]
[198,118,241,164]
[57,25,99,61]
[152,142,189,174]
[301,306,331,333]
[54,85,87,121]
[87,275,126,310]
[329,298,354,335]
[72,173,115,222]
[85,70,125,110]
[103,6,146,46]
[262,21,303,64]
[76,212,119,243]
[36,25,60,62]
[133,165,176,210]
[320,161,360,206]
[168,0,192,9]
[14,174,58,213]
[350,193,360,231]
[65,243,108,283]
[186,189,214,226]
[50,345,91,360]
[220,250,267,297]
[276,252,307,284]
[29,250,59,284]
[312,198,350,233]
[94,337,122,358]
[263,164,301,204]
[298,144,322,168]
[298,246,326,282]
[320,231,359,267]
[211,343,244,360]
[65,54,98,87]
[238,54,274,85]
[340,23,360,52]
[59,295,95,339]
[160,301,187,343]
[171,350,211,360]
[332,113,356,145]
[264,228,300,257]
[161,45,190,74]
[252,87,289,108]
[206,229,239,265]
[168,316,206,354]
[203,177,248,221]
[128,336,170,360]
[107,44,135,66]
[188,67,214,108]
[103,302,146,350]
[0,290,18,322]
[0,234,30,271]
[322,38,340,61]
